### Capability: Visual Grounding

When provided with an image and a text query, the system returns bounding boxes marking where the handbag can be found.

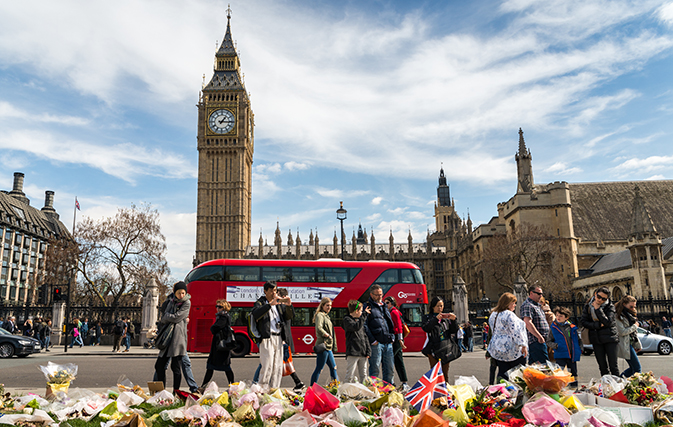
[631,333,642,352]
[313,342,327,354]
[155,322,175,350]
[216,327,236,352]
[436,335,462,363]
[402,322,411,339]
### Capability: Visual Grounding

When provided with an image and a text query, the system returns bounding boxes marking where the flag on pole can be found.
[405,362,449,411]
[75,198,80,211]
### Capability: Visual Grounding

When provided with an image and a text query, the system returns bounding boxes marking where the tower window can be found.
[555,209,558,217]
[557,228,560,236]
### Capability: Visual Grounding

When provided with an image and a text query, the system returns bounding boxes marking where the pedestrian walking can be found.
[253,281,291,389]
[615,295,642,378]
[2,316,17,334]
[43,319,52,351]
[153,281,190,392]
[112,317,126,353]
[365,284,395,384]
[201,299,235,388]
[251,288,305,391]
[482,322,489,349]
[385,296,409,391]
[310,297,339,385]
[488,292,528,382]
[457,325,466,352]
[464,321,474,352]
[124,317,134,352]
[81,318,89,346]
[343,300,371,383]
[23,319,34,337]
[663,316,672,338]
[547,306,582,387]
[581,287,619,377]
[69,318,83,347]
[421,296,459,378]
[521,285,550,364]
[92,321,102,346]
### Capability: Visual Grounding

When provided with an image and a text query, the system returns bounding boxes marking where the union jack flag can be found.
[75,197,80,211]
[405,362,449,411]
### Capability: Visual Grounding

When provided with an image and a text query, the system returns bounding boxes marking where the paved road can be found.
[2,346,672,394]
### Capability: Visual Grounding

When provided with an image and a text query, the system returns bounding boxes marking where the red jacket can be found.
[390,307,404,340]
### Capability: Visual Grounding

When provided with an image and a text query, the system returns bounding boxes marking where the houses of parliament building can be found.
[195,13,673,304]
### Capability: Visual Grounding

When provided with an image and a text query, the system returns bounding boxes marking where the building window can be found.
[434,260,444,271]
[436,276,444,290]
[555,209,558,217]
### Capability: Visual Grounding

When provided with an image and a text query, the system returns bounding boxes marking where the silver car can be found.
[583,327,673,355]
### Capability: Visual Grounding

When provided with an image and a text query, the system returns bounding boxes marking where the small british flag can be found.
[75,197,80,211]
[405,362,449,411]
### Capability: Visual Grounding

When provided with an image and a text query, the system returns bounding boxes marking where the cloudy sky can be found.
[1,0,673,281]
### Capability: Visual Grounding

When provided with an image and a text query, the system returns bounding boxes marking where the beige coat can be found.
[315,311,337,352]
[616,316,638,360]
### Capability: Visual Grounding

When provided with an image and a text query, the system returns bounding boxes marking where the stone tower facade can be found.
[195,10,254,265]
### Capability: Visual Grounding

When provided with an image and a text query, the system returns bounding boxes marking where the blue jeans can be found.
[153,354,199,392]
[310,350,338,385]
[528,341,549,365]
[368,342,394,384]
[69,335,83,347]
[124,335,131,350]
[43,335,50,350]
[620,345,642,378]
[665,328,672,338]
[467,337,474,352]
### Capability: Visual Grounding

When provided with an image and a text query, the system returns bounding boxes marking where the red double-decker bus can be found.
[185,259,428,357]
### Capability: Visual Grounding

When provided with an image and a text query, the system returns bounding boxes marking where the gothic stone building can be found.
[0,172,71,305]
[194,10,254,266]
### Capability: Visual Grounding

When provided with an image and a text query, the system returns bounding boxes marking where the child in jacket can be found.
[547,306,582,387]
[342,300,371,383]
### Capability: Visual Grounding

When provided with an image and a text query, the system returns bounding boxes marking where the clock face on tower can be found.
[209,109,235,134]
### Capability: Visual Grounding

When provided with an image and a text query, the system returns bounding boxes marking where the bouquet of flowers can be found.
[521,363,573,394]
[624,372,663,406]
[38,362,78,384]
[465,388,503,426]
[364,377,396,395]
[326,379,341,396]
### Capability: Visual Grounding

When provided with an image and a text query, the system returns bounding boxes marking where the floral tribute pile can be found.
[3,362,673,427]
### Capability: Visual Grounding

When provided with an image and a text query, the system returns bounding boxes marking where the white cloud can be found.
[314,188,370,199]
[613,155,673,174]
[0,130,194,183]
[284,161,310,171]
[0,101,90,125]
[367,213,382,221]
[659,2,673,25]
[371,196,383,205]
[544,162,583,175]
[387,207,407,215]
[646,174,667,180]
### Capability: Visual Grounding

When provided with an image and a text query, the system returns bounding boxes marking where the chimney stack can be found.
[41,190,60,220]
[8,172,30,205]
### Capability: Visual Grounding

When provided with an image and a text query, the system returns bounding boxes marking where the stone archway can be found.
[612,286,624,302]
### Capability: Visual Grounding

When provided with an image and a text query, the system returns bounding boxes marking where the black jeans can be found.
[495,355,526,382]
[393,340,408,383]
[155,356,183,391]
[593,341,619,376]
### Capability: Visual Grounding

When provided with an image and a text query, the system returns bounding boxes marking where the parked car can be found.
[0,327,41,358]
[583,327,673,356]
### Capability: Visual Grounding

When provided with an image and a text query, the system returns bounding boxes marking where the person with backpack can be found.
[124,317,134,352]
[252,281,292,389]
[200,299,235,389]
[112,317,126,352]
[81,318,89,346]
[153,281,191,392]
[385,296,410,392]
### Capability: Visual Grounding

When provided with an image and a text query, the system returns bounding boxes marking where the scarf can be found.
[589,296,608,322]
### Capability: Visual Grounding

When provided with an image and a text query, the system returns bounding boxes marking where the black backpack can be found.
[113,320,124,335]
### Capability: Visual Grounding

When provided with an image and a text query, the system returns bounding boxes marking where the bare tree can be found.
[482,222,571,295]
[76,203,170,307]
[39,237,79,303]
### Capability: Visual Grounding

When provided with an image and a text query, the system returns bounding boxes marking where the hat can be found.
[173,281,187,294]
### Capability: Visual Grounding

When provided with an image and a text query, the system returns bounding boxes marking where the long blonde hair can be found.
[313,297,332,323]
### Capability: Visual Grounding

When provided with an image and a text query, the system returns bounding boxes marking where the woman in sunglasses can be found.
[581,287,619,376]
[201,299,235,389]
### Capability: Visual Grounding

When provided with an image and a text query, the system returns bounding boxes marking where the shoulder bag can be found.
[216,327,236,352]
[313,342,327,354]
[155,322,175,350]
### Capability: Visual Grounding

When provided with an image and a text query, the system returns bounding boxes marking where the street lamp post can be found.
[336,201,347,260]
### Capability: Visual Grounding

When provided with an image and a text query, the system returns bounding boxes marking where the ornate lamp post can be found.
[336,201,347,260]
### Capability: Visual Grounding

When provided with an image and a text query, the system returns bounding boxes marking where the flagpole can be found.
[64,197,78,353]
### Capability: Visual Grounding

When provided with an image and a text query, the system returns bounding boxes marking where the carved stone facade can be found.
[195,10,254,265]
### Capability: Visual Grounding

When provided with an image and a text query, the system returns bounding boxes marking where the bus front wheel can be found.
[230,333,251,358]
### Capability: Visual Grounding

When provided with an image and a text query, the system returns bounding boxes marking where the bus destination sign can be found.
[227,286,344,303]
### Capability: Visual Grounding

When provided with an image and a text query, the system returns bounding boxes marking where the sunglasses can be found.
[532,291,543,296]
[596,295,607,301]
[216,305,225,309]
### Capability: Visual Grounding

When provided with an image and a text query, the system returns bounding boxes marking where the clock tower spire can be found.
[195,7,254,263]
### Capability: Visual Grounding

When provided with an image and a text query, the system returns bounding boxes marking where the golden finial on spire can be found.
[201,74,206,89]
[227,4,232,20]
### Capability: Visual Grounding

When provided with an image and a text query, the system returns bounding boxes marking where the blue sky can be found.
[1,0,673,281]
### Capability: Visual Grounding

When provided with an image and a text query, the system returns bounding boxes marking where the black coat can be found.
[207,311,232,368]
[581,300,619,345]
[252,295,291,339]
[422,313,459,358]
[278,304,295,353]
[364,298,395,344]
[343,313,371,357]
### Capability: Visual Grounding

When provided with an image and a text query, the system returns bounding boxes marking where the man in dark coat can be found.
[364,284,395,384]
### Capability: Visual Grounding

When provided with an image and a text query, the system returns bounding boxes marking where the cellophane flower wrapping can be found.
[147,390,176,406]
[521,392,571,427]
[521,363,573,394]
[381,406,406,427]
[364,377,396,395]
[623,372,664,406]
[260,402,285,421]
[39,362,78,384]
[237,392,260,410]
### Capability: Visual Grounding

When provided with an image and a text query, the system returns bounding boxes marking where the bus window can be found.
[292,307,315,326]
[225,266,260,281]
[261,267,291,282]
[291,267,317,282]
[401,304,424,327]
[329,307,347,326]
[374,269,399,284]
[412,269,424,284]
[317,268,348,283]
[400,269,415,283]
[185,266,224,284]
[229,306,253,326]
[348,268,362,281]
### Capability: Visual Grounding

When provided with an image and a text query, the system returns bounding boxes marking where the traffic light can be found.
[54,287,62,301]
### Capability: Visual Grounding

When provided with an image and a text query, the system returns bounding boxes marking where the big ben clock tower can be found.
[195,8,254,264]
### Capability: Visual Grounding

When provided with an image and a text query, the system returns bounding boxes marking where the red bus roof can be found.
[193,258,421,270]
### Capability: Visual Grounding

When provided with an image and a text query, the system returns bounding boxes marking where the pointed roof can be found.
[517,127,530,158]
[630,185,658,237]
[216,8,237,57]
